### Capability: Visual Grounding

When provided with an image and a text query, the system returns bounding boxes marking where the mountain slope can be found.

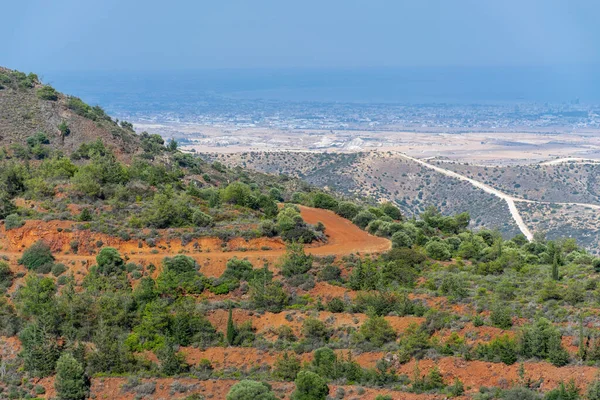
[0,67,140,160]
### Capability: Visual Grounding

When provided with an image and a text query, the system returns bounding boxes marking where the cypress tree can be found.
[552,253,560,281]
[226,306,236,345]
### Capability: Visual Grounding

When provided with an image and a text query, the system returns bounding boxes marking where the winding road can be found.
[396,152,600,242]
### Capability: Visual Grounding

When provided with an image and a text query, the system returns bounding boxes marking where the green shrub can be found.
[291,370,329,400]
[392,231,413,248]
[352,210,377,229]
[280,242,313,277]
[380,202,403,220]
[587,376,600,400]
[222,258,254,281]
[336,201,360,220]
[37,85,58,101]
[353,315,397,348]
[490,305,513,330]
[249,268,288,312]
[317,264,342,283]
[4,213,24,230]
[55,353,88,400]
[18,241,55,271]
[311,192,338,210]
[51,263,67,277]
[326,297,345,313]
[426,240,452,261]
[273,352,301,381]
[192,209,213,227]
[521,318,569,366]
[96,247,125,276]
[475,335,517,365]
[0,261,13,288]
[226,380,277,400]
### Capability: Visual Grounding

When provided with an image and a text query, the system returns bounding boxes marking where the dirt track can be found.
[0,205,391,279]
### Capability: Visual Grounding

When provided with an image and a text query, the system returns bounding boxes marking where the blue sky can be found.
[2,0,599,72]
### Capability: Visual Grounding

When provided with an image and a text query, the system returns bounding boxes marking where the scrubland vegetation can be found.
[4,68,600,399]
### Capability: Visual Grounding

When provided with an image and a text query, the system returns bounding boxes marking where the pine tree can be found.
[226,306,236,346]
[19,323,59,378]
[55,353,88,400]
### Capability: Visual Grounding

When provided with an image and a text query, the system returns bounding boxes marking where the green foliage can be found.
[4,213,24,230]
[249,267,288,312]
[55,353,88,400]
[274,352,301,381]
[226,380,277,400]
[96,247,125,276]
[0,261,13,290]
[353,315,397,348]
[19,322,59,378]
[18,241,55,271]
[192,209,214,227]
[280,242,313,277]
[392,231,413,248]
[0,191,17,219]
[475,335,517,365]
[311,192,338,210]
[587,376,600,400]
[291,370,329,400]
[490,304,513,330]
[157,343,189,375]
[352,210,377,229]
[68,97,109,121]
[223,258,254,281]
[380,201,403,220]
[521,318,569,366]
[543,380,580,400]
[222,181,253,206]
[397,324,431,363]
[58,121,71,137]
[37,85,58,100]
[157,255,205,296]
[226,307,236,345]
[412,364,446,392]
[425,240,452,261]
[336,201,360,220]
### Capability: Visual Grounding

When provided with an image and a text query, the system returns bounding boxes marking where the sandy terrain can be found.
[135,122,600,165]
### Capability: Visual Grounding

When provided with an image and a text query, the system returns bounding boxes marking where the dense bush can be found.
[37,85,58,101]
[18,241,55,271]
[4,213,24,230]
[227,380,277,400]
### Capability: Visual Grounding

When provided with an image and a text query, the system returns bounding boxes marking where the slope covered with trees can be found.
[3,68,600,400]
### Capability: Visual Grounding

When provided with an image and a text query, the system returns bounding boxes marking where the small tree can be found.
[490,304,513,330]
[291,370,329,400]
[551,254,560,281]
[273,352,301,381]
[18,241,54,271]
[587,375,600,400]
[280,242,313,277]
[96,247,125,276]
[226,306,236,346]
[55,353,88,400]
[226,380,277,400]
[353,315,397,348]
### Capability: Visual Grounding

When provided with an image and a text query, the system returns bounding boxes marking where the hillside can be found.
[203,152,523,236]
[0,67,140,160]
[4,70,600,400]
[205,151,600,251]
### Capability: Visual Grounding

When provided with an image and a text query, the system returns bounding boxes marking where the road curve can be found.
[395,152,534,240]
